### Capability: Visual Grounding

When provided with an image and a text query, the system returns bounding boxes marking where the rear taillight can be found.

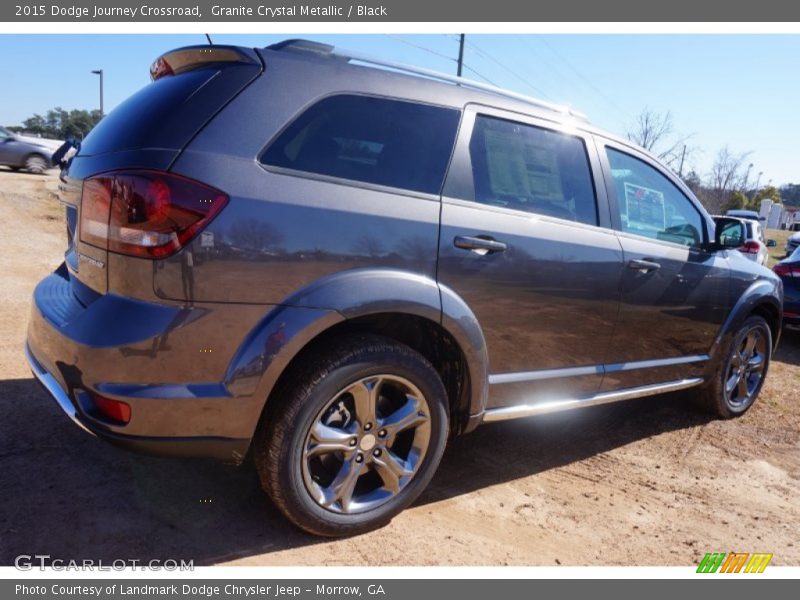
[773,263,800,278]
[79,170,227,259]
[739,241,761,254]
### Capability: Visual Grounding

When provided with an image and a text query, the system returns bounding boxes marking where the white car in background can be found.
[720,214,774,266]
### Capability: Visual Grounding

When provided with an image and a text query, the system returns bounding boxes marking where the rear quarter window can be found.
[79,69,217,155]
[260,94,461,195]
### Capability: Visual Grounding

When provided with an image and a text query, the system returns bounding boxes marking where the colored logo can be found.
[697,552,773,573]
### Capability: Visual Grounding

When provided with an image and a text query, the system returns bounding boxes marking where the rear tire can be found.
[695,315,772,418]
[24,154,48,175]
[254,334,449,536]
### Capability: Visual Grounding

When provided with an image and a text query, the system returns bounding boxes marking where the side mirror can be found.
[713,217,746,249]
[767,239,777,248]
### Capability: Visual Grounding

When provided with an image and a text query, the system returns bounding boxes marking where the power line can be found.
[384,35,497,86]
[534,37,630,119]
[465,39,553,100]
[461,63,498,86]
[384,35,456,64]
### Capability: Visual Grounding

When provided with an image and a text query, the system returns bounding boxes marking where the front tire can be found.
[254,334,449,536]
[696,315,772,418]
[24,154,48,174]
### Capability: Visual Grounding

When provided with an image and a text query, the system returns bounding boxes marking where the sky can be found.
[1,34,798,185]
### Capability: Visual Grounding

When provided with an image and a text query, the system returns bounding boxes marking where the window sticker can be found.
[622,182,666,232]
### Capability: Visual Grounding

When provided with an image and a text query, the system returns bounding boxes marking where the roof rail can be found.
[266,39,588,121]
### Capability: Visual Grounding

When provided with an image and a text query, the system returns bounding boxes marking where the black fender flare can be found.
[224,268,489,438]
[707,277,782,375]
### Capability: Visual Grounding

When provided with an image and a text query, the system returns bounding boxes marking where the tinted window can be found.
[261,95,460,195]
[606,148,704,247]
[467,115,597,225]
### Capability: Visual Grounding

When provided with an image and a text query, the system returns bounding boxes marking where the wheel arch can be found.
[710,278,783,368]
[225,269,489,448]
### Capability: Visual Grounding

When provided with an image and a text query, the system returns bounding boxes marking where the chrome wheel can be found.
[301,374,431,514]
[724,326,768,410]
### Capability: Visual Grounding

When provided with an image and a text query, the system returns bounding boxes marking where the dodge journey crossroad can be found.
[26,39,783,536]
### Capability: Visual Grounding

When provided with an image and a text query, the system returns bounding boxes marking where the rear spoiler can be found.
[150,45,260,81]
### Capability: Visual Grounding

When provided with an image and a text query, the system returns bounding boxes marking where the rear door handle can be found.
[454,235,507,254]
[628,258,661,272]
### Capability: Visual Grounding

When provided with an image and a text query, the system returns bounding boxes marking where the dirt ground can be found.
[1,167,798,566]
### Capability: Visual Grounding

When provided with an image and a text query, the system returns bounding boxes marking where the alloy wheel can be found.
[301,374,431,514]
[724,326,768,409]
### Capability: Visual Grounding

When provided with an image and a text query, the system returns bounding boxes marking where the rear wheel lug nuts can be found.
[364,422,372,431]
[349,439,357,447]
[373,449,381,457]
[378,429,387,437]
[355,454,363,463]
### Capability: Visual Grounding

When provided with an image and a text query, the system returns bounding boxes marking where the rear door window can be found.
[261,94,460,195]
[467,115,598,225]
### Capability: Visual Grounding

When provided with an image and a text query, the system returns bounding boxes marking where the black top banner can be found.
[5,0,800,22]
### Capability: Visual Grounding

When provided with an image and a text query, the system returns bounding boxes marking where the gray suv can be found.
[26,40,783,536]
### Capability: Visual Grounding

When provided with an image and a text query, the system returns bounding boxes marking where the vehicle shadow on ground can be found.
[0,374,726,566]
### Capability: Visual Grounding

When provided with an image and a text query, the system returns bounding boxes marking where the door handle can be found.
[454,235,507,254]
[627,258,661,272]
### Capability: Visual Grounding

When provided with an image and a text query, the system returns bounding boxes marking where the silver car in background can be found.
[0,126,59,174]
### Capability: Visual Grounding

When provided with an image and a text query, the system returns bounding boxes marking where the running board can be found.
[481,378,704,423]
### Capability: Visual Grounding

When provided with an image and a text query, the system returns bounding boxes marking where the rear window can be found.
[467,115,598,225]
[79,70,216,155]
[78,61,260,157]
[260,94,460,195]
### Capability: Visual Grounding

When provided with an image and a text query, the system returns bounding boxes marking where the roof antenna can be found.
[205,33,213,45]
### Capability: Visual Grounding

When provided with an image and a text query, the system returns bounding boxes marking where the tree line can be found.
[7,107,102,141]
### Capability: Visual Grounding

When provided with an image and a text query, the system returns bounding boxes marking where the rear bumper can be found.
[26,341,250,461]
[25,342,95,436]
[26,265,260,463]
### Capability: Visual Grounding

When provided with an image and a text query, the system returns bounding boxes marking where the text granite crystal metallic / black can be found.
[26,39,783,536]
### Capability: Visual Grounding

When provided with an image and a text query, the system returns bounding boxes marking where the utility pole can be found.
[91,69,104,117]
[677,144,686,178]
[457,34,465,77]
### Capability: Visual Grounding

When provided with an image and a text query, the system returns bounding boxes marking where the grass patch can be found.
[765,228,792,267]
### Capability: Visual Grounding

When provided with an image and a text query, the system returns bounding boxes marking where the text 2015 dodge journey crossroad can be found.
[27,40,783,536]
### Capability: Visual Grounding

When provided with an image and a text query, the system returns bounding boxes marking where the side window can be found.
[261,94,460,195]
[467,115,598,225]
[606,148,705,247]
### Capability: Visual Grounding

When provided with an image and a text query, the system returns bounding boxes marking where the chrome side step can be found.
[481,378,703,424]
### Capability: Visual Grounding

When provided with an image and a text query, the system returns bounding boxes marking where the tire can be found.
[695,315,772,419]
[254,334,449,536]
[24,154,48,175]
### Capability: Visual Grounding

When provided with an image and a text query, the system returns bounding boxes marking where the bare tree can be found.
[626,107,693,172]
[705,146,754,213]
